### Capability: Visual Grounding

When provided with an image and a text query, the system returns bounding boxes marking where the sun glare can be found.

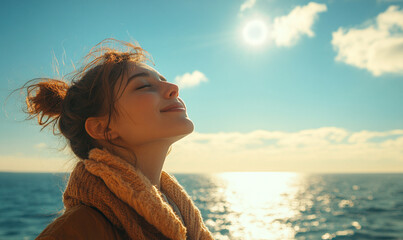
[242,19,268,46]
[211,172,303,239]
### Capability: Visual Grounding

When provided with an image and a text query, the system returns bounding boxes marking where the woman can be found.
[16,38,214,239]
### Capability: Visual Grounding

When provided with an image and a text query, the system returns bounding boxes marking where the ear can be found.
[85,116,119,140]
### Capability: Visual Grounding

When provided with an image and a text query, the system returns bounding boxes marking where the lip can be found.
[160,102,186,112]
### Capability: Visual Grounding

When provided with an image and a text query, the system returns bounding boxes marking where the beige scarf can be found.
[62,147,215,240]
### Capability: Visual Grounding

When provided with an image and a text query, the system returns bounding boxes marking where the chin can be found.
[186,123,195,135]
[171,120,194,141]
[179,118,194,134]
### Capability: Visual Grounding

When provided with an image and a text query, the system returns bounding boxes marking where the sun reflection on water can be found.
[204,172,306,240]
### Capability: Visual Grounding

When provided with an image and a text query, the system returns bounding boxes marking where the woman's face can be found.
[109,62,194,147]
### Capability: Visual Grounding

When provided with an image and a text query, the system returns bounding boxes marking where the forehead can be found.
[126,62,160,76]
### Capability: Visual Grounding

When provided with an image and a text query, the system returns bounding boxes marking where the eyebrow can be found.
[127,72,167,84]
[127,72,150,84]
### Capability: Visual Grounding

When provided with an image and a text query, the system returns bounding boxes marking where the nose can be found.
[164,82,179,98]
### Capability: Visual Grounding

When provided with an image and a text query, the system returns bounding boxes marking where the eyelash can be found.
[137,84,151,90]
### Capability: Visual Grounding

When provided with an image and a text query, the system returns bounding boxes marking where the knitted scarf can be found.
[62,147,215,240]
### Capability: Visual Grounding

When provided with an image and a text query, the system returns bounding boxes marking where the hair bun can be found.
[25,78,69,125]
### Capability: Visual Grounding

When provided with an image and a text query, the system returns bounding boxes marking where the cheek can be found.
[121,93,160,125]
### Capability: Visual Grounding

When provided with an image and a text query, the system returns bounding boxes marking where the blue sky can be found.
[1,0,402,173]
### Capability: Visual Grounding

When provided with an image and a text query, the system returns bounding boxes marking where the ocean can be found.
[0,172,402,240]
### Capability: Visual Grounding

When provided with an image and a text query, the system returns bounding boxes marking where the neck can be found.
[104,140,172,191]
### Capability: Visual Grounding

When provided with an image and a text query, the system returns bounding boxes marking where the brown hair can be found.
[7,38,166,167]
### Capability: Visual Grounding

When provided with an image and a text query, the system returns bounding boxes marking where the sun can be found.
[242,19,268,46]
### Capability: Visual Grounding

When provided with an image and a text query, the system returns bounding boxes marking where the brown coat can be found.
[35,203,180,239]
[35,204,130,240]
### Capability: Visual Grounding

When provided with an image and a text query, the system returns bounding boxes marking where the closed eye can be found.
[137,84,151,90]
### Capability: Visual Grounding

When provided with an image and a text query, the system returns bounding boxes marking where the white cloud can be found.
[331,5,403,76]
[240,0,257,12]
[271,2,327,47]
[174,70,208,89]
[164,127,403,173]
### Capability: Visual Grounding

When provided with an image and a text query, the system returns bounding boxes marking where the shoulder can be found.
[35,204,127,240]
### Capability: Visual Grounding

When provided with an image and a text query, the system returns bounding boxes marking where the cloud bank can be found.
[164,127,403,173]
[2,127,402,173]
